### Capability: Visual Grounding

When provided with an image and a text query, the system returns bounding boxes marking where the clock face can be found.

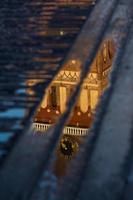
[59,136,78,159]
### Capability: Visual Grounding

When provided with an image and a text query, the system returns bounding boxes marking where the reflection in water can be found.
[54,135,84,178]
[34,39,115,127]
[20,0,115,183]
[0,0,122,198]
[59,135,79,159]
[31,38,115,179]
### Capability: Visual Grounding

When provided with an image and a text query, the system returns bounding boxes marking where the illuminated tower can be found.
[33,38,115,132]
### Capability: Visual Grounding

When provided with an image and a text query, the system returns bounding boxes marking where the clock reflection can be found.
[59,135,79,160]
[53,135,83,178]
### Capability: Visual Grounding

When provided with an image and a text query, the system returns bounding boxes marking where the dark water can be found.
[0,0,94,171]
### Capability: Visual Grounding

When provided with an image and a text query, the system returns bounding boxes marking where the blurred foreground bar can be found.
[0,0,133,200]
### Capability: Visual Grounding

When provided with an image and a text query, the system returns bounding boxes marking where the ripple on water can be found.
[0,132,14,143]
[0,108,25,119]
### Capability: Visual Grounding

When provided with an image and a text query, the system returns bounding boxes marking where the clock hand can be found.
[61,142,67,150]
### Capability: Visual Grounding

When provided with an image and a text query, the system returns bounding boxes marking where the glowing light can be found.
[56,110,59,114]
[60,31,64,36]
[77,112,81,116]
[71,60,76,64]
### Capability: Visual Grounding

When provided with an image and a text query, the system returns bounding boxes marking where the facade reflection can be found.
[31,38,115,178]
[33,39,114,130]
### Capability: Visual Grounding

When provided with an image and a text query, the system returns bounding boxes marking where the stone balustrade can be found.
[33,122,89,136]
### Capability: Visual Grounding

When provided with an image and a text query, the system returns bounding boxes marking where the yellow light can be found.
[71,60,76,64]
[56,110,59,114]
[60,31,64,36]
[77,112,81,116]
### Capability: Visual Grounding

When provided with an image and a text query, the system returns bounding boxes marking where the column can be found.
[41,89,48,108]
[60,86,67,113]
[90,90,99,111]
[80,88,89,113]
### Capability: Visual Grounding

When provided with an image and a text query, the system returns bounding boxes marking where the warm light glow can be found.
[33,38,115,130]
[71,60,76,64]
[60,31,64,36]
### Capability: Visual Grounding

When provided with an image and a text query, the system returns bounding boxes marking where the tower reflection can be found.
[32,38,115,178]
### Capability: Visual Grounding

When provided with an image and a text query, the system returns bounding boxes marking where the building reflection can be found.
[33,38,115,128]
[32,38,115,178]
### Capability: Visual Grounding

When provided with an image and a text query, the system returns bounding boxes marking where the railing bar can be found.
[78,8,133,200]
